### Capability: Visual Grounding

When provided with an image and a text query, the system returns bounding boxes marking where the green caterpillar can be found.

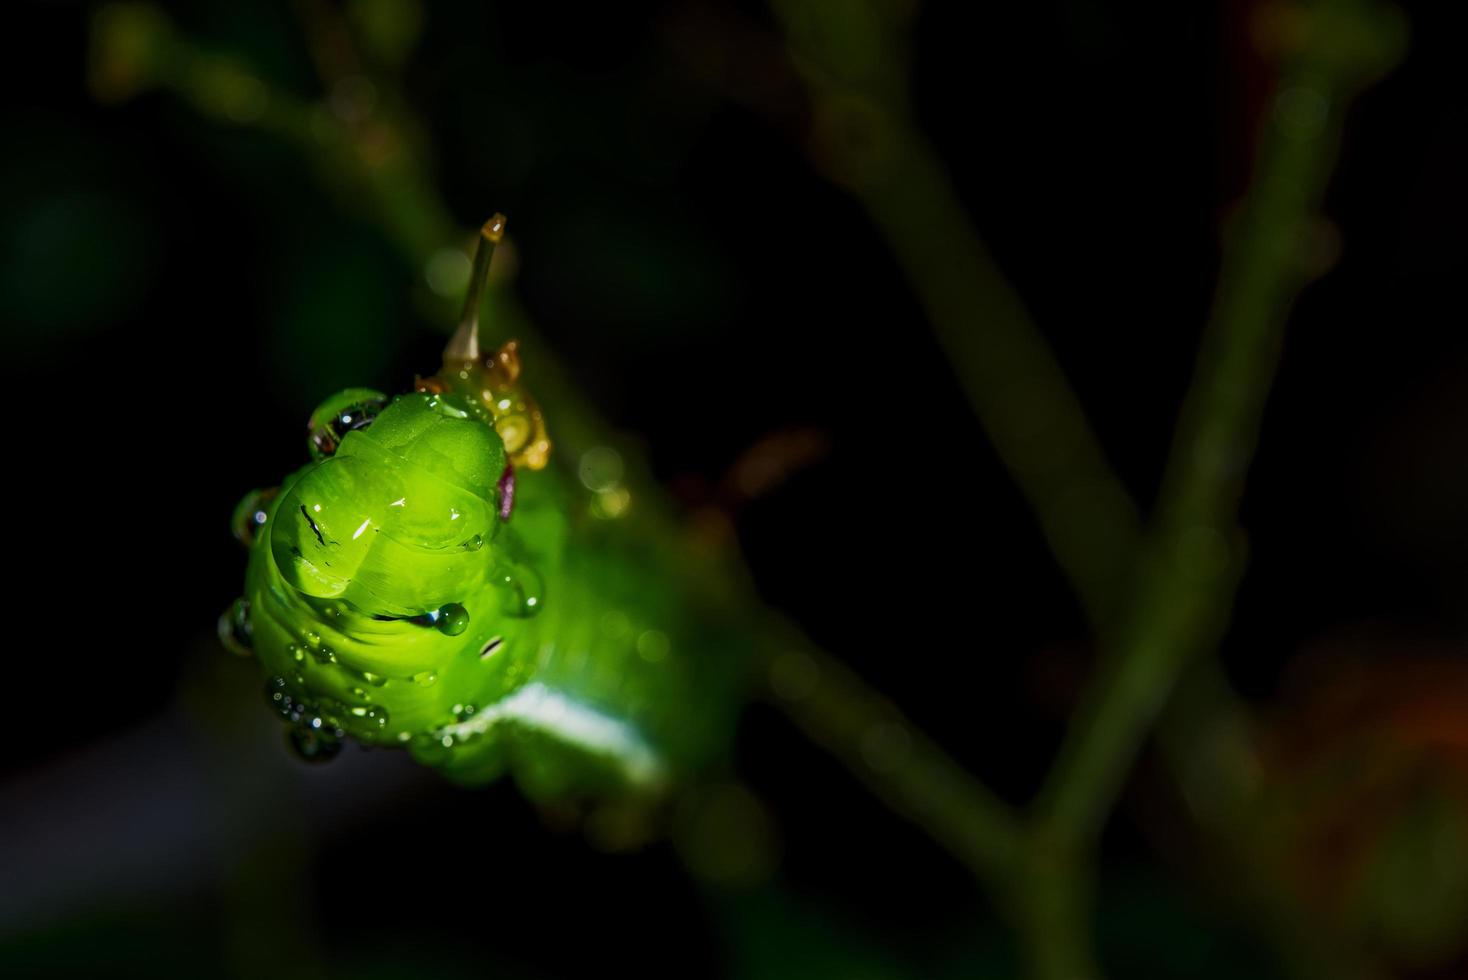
[222,216,748,801]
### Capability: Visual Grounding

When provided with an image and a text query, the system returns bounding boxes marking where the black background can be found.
[3,1,1467,977]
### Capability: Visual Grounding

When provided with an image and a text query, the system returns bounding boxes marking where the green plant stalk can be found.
[1035,22,1398,852]
[766,2,1403,977]
[761,629,1024,883]
[765,0,1142,634]
[857,131,1144,631]
[1018,5,1405,973]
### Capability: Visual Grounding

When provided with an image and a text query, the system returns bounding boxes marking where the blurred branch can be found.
[1033,0,1406,852]
[1021,2,1405,976]
[750,0,1142,633]
[752,0,1403,977]
[666,0,1142,630]
[90,3,455,260]
[89,0,1025,899]
[761,633,1023,883]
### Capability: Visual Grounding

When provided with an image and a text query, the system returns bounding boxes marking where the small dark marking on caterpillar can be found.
[300,504,326,546]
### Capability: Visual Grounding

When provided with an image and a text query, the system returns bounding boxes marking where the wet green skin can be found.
[239,389,746,800]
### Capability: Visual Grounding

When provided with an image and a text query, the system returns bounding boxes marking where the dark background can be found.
[3,1,1467,977]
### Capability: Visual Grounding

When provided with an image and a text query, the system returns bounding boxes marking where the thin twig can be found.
[1033,0,1406,852]
[761,2,1403,978]
[762,0,1143,633]
[761,629,1023,883]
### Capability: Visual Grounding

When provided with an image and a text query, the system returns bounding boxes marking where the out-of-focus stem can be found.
[761,634,1023,883]
[765,1,1142,634]
[765,2,1403,977]
[862,134,1144,631]
[1034,0,1405,852]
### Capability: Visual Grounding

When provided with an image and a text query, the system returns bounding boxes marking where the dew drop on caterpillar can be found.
[223,215,748,803]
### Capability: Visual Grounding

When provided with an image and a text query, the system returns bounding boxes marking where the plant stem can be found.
[1010,835,1097,980]
[761,633,1023,884]
[860,135,1143,630]
[1034,0,1404,851]
[762,0,1143,634]
[765,1,1404,976]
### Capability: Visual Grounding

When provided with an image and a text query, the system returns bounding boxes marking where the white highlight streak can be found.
[439,682,665,787]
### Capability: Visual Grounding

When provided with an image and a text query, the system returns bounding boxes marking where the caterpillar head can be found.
[271,215,545,624]
[226,214,557,764]
[271,387,509,621]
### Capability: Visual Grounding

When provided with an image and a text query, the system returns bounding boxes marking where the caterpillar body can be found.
[222,216,748,800]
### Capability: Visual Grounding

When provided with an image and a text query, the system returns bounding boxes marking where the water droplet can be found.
[425,393,472,420]
[435,602,470,636]
[454,703,478,722]
[360,671,387,687]
[413,671,438,688]
[288,723,343,763]
[217,598,253,656]
[350,704,390,729]
[230,489,277,546]
[494,560,544,618]
[307,388,389,461]
[322,694,350,720]
[459,534,484,552]
[297,634,335,665]
[265,676,296,719]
